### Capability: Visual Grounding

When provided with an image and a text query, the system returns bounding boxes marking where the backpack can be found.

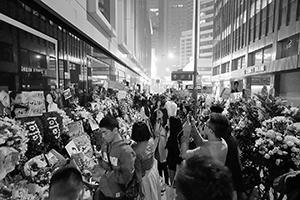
[107,143,142,200]
[124,171,141,200]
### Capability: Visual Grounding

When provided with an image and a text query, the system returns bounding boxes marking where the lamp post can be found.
[192,0,199,115]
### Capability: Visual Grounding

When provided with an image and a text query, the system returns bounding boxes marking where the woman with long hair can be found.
[154,107,169,185]
[166,116,183,185]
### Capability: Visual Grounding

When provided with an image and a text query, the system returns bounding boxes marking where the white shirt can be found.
[165,100,177,118]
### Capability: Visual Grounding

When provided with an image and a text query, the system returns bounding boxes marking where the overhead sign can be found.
[171,71,193,81]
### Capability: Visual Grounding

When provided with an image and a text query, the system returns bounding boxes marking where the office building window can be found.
[263,47,272,66]
[213,66,220,75]
[297,0,300,20]
[266,3,274,34]
[98,0,111,23]
[221,62,229,74]
[280,35,299,58]
[232,59,239,71]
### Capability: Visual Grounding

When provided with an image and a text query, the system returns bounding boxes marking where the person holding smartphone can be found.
[180,113,228,165]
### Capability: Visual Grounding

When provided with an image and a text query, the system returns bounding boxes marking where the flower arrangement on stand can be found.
[225,92,300,199]
[253,117,300,199]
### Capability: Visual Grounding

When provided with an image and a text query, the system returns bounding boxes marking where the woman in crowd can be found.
[154,107,169,185]
[131,122,161,200]
[166,116,183,186]
[140,98,150,120]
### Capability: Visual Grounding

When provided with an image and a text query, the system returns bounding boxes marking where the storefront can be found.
[0,0,142,93]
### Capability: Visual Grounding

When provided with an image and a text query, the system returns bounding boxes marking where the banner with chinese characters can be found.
[12,91,46,118]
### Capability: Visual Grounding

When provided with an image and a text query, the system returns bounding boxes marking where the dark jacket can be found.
[99,140,136,198]
[223,129,245,192]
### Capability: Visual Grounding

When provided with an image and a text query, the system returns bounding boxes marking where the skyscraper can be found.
[199,0,214,58]
[158,0,194,78]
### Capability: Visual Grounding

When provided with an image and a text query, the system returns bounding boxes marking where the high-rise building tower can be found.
[179,30,193,69]
[212,0,300,104]
[199,0,214,58]
[157,0,194,78]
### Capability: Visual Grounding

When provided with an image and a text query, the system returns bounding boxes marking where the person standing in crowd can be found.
[166,116,183,185]
[95,115,136,200]
[131,122,161,200]
[154,108,169,185]
[164,95,177,118]
[177,104,191,123]
[140,98,150,120]
[210,105,247,200]
[231,81,240,93]
[150,95,158,129]
[48,167,84,200]
[176,155,234,200]
[180,113,228,165]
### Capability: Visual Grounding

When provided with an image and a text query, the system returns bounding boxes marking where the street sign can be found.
[171,71,193,81]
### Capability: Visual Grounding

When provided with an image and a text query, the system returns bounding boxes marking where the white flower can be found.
[268,150,274,156]
[291,147,298,152]
[277,150,283,155]
[255,138,263,146]
[276,159,281,165]
[276,136,283,141]
[283,151,288,155]
[287,141,294,147]
[264,154,270,159]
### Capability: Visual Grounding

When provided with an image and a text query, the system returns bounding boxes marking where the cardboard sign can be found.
[117,91,127,100]
[89,118,99,131]
[0,88,10,117]
[63,88,72,100]
[67,121,84,137]
[65,140,80,157]
[11,91,46,118]
[73,134,93,158]
[220,87,231,100]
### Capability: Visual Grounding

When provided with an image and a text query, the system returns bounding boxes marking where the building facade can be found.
[199,0,214,58]
[157,0,194,79]
[179,30,193,69]
[0,0,151,92]
[213,0,300,104]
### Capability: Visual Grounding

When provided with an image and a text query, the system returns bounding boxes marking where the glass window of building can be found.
[280,35,300,58]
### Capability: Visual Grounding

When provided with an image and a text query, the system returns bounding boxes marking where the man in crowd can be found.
[176,155,234,200]
[164,95,177,118]
[48,167,84,200]
[96,115,136,200]
[180,113,228,165]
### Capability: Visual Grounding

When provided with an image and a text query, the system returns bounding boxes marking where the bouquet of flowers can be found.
[0,117,28,157]
[253,116,300,198]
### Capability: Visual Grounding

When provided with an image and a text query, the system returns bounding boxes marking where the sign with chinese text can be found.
[171,71,193,81]
[244,65,266,75]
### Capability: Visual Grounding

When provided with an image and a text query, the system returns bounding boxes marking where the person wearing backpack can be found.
[95,115,136,200]
[131,121,161,200]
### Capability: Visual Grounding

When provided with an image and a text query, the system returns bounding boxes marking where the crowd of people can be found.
[44,90,300,200]
[43,91,247,200]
